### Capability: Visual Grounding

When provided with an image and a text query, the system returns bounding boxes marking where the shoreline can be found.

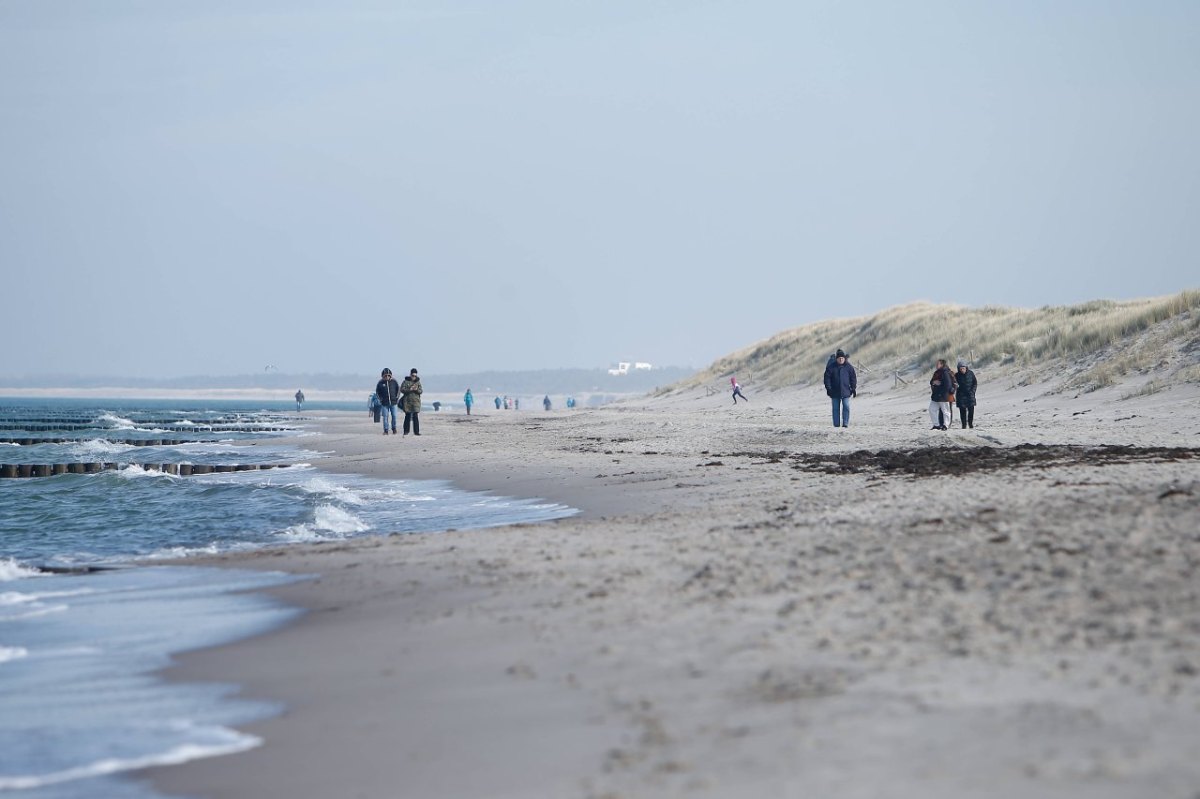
[147,383,1200,798]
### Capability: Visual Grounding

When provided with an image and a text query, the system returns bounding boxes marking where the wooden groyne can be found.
[0,463,293,478]
[0,416,303,426]
[0,423,293,433]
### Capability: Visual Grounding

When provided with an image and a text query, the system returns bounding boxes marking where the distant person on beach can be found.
[376,369,400,435]
[400,368,423,435]
[494,395,502,410]
[463,389,474,415]
[294,389,304,411]
[955,360,978,429]
[543,394,552,411]
[929,359,956,430]
[368,392,381,422]
[822,349,857,428]
[730,376,748,404]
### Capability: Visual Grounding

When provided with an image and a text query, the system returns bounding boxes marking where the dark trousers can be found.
[958,406,974,428]
[403,412,420,435]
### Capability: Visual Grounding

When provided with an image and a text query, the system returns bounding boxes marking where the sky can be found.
[2,1,1197,379]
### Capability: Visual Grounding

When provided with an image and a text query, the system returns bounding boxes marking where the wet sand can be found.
[147,377,1200,798]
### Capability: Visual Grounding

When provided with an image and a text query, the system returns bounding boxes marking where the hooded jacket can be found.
[954,368,977,407]
[400,374,423,413]
[823,357,857,399]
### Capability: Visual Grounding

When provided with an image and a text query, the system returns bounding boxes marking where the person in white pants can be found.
[928,359,956,430]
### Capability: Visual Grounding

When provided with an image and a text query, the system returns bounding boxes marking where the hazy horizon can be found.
[3,2,1197,381]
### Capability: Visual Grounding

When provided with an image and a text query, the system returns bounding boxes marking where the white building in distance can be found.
[608,361,653,376]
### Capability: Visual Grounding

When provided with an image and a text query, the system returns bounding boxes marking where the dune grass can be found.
[674,290,1200,392]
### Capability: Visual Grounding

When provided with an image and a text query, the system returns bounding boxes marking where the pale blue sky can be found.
[2,1,1197,378]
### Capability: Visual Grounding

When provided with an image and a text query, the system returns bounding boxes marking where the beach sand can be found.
[146,376,1200,798]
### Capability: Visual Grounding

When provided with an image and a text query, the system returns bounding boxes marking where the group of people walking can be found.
[928,358,978,430]
[374,368,423,436]
[819,349,978,430]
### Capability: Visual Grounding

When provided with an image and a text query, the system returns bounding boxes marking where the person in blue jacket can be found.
[463,388,474,416]
[822,349,857,428]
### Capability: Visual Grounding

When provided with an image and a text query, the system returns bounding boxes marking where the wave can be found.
[296,475,369,506]
[277,504,370,542]
[140,541,260,561]
[74,439,135,456]
[0,646,28,665]
[0,603,69,621]
[96,413,137,430]
[0,725,261,790]
[115,464,174,480]
[0,559,40,582]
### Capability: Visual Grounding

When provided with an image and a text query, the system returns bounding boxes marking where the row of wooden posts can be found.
[0,463,292,478]
[0,416,300,426]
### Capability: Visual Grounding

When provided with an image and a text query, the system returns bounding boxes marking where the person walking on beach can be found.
[955,360,978,429]
[376,369,400,435]
[929,359,956,430]
[463,388,474,416]
[401,368,423,435]
[823,349,857,428]
[731,376,748,404]
[543,394,552,411]
[294,389,304,411]
[494,396,502,410]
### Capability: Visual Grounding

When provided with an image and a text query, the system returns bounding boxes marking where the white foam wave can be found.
[0,603,69,621]
[314,504,369,534]
[0,592,32,606]
[277,504,370,542]
[0,559,40,582]
[0,587,93,605]
[0,646,29,664]
[117,464,170,479]
[73,439,133,457]
[295,475,367,505]
[97,413,136,430]
[0,727,261,790]
[140,541,259,560]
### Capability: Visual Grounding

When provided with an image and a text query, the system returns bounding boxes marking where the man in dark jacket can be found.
[955,360,978,429]
[928,359,956,430]
[822,349,857,428]
[376,368,400,435]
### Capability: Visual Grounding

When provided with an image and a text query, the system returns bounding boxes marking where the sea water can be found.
[0,399,576,798]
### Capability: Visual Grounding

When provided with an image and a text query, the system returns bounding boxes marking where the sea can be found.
[0,398,576,798]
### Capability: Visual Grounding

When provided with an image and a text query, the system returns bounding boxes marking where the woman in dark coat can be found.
[400,368,423,435]
[955,360,978,429]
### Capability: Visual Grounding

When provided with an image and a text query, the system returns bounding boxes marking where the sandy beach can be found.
[147,375,1200,799]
